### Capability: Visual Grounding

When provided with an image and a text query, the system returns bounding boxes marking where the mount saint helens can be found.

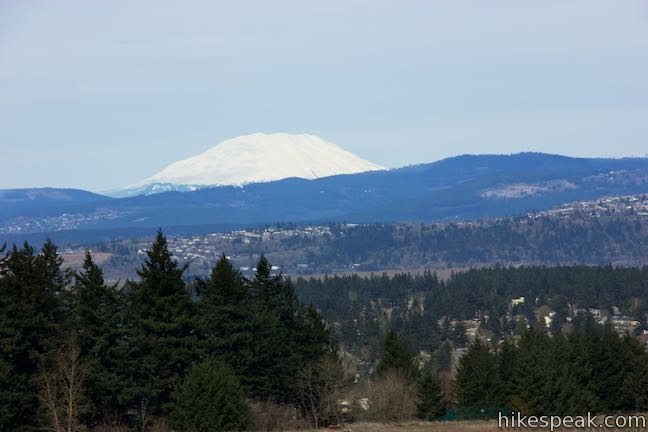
[113,133,385,197]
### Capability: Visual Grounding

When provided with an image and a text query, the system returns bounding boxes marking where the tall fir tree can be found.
[170,360,253,432]
[239,255,331,402]
[510,326,553,414]
[375,329,420,382]
[416,372,446,420]
[196,254,259,393]
[249,255,303,401]
[124,230,198,417]
[620,335,648,411]
[0,240,70,430]
[70,251,127,424]
[453,339,500,409]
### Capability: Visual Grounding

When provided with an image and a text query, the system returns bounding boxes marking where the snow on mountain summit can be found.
[120,133,384,196]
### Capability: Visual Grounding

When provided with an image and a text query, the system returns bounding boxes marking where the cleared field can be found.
[294,420,648,431]
[62,252,114,267]
[320,421,497,431]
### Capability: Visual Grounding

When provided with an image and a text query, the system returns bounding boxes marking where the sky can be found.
[1,0,647,192]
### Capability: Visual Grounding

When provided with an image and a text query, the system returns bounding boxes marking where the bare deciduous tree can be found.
[39,342,87,432]
[296,354,345,428]
[345,370,417,422]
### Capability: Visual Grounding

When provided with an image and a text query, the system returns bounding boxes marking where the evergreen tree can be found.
[196,254,332,403]
[295,303,331,363]
[248,256,302,401]
[416,372,446,420]
[375,329,420,382]
[250,254,281,303]
[196,254,260,395]
[435,341,452,374]
[170,360,253,432]
[125,230,197,417]
[0,240,70,431]
[453,339,499,408]
[510,326,552,414]
[620,336,648,411]
[70,251,127,424]
[493,339,516,407]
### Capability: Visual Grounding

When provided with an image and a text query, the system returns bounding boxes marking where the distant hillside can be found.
[2,153,648,238]
[0,188,111,219]
[46,194,648,282]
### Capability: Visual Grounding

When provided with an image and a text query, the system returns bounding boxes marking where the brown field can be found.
[62,252,114,267]
[293,420,648,431]
[302,421,498,431]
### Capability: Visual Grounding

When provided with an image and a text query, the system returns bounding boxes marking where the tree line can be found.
[369,320,648,422]
[286,216,648,272]
[453,320,648,416]
[294,265,648,368]
[0,231,331,431]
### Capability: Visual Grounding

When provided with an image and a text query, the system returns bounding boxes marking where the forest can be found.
[308,215,648,271]
[2,233,648,431]
[294,265,648,371]
[0,232,330,431]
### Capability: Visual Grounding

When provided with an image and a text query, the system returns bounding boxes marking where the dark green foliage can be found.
[620,336,648,410]
[453,339,500,408]
[0,240,70,431]
[450,323,648,416]
[295,264,648,367]
[196,253,331,403]
[196,254,256,383]
[124,229,198,416]
[416,372,446,420]
[435,341,453,375]
[70,252,127,424]
[170,360,253,432]
[376,329,420,382]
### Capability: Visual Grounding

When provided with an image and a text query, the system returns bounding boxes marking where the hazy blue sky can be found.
[1,1,647,191]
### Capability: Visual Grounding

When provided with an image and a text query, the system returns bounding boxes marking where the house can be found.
[588,308,602,320]
[611,315,632,334]
[511,297,525,307]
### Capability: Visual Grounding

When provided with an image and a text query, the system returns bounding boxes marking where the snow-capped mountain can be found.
[113,133,384,197]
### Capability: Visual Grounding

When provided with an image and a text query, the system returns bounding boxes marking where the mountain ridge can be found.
[2,153,648,240]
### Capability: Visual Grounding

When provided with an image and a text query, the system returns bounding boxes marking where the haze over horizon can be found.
[2,1,648,191]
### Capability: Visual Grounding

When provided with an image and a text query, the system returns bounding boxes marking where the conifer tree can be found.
[620,336,648,411]
[453,339,499,408]
[125,230,197,417]
[493,339,516,407]
[296,303,331,363]
[70,251,126,424]
[435,341,452,374]
[249,255,303,401]
[416,372,446,420]
[510,326,552,414]
[376,329,420,382]
[196,254,258,391]
[0,241,70,430]
[170,360,253,432]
